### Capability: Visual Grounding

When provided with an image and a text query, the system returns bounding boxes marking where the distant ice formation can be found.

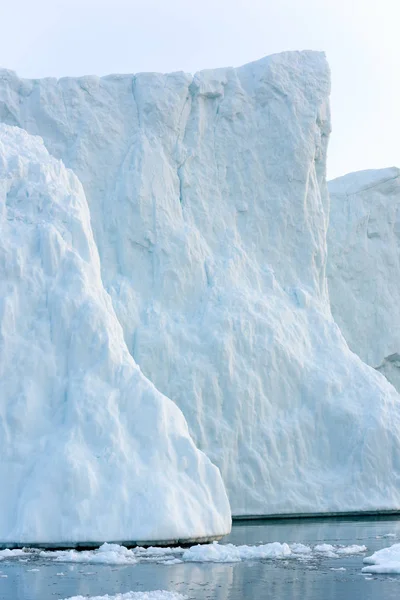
[328,168,400,390]
[0,124,230,546]
[1,51,400,518]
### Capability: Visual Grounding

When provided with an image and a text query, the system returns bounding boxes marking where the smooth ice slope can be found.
[328,168,400,390]
[0,124,230,546]
[2,53,400,516]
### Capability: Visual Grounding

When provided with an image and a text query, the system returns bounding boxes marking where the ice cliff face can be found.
[1,52,400,517]
[328,168,400,390]
[0,124,230,545]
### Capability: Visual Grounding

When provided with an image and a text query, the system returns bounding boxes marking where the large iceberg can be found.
[328,168,400,390]
[0,124,230,546]
[1,52,400,517]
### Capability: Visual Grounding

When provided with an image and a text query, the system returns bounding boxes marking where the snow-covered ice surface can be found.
[328,167,400,391]
[2,52,400,516]
[363,543,400,573]
[0,124,231,546]
[61,593,186,600]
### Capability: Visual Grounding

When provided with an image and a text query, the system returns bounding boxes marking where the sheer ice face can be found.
[1,52,400,516]
[328,168,400,390]
[0,124,231,545]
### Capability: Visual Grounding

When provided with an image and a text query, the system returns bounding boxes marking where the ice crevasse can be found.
[1,50,400,519]
[0,124,231,546]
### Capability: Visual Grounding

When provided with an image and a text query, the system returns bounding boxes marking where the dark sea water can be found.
[1,516,400,600]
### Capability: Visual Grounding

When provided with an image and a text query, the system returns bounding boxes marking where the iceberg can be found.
[328,168,400,390]
[1,52,400,517]
[0,124,231,546]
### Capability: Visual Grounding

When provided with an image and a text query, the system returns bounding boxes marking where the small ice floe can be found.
[27,568,40,572]
[61,591,187,600]
[0,549,26,560]
[314,544,366,558]
[363,543,400,574]
[40,544,139,566]
[330,567,346,571]
[290,543,312,555]
[182,541,292,563]
[336,545,367,555]
[314,544,338,558]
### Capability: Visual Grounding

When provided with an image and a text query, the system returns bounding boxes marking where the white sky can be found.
[1,0,399,179]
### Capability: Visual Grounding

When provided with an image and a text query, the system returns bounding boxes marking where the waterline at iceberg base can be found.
[1,49,400,545]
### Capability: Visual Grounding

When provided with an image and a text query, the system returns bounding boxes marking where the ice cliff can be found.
[1,51,400,518]
[0,124,230,546]
[328,168,400,390]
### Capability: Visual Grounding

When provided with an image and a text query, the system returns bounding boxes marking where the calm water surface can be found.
[1,517,400,600]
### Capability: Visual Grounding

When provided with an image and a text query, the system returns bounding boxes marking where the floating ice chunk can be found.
[0,541,368,567]
[336,545,367,555]
[62,592,187,600]
[314,543,366,558]
[0,549,26,560]
[182,541,291,563]
[362,543,400,573]
[314,544,337,557]
[290,543,312,555]
[41,544,138,565]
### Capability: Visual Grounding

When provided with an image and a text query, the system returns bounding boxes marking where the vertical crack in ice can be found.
[212,86,224,185]
[175,78,194,210]
[131,75,141,129]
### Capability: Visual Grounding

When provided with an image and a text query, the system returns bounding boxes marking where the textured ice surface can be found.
[0,124,230,545]
[328,167,400,390]
[363,543,400,573]
[2,52,400,516]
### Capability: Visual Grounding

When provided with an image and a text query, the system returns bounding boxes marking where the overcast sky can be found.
[1,0,398,179]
